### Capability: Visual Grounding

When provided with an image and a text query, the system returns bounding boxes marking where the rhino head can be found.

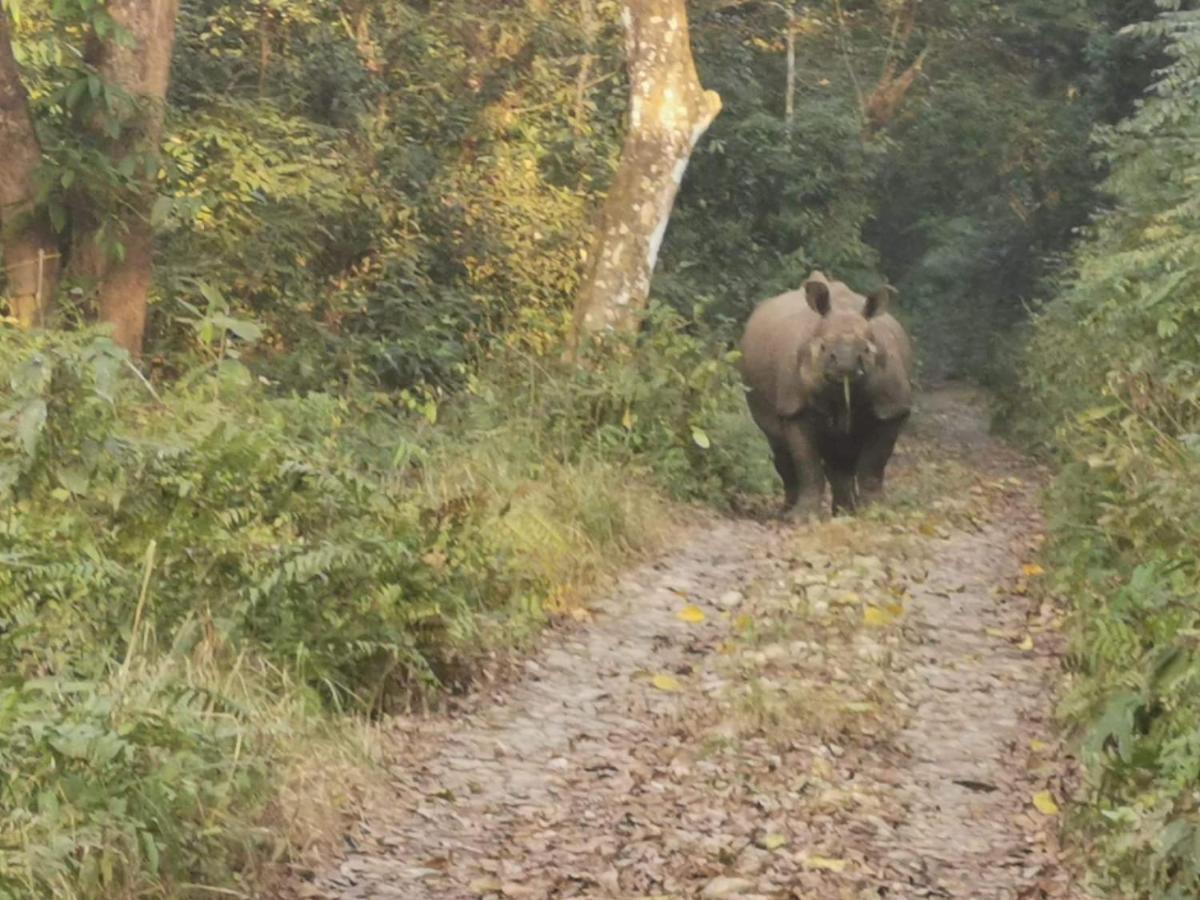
[802,277,894,389]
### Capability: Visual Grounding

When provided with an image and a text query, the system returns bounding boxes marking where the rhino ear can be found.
[865,285,896,319]
[805,280,832,316]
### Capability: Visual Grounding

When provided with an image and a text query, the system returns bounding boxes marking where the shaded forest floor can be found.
[281,386,1082,899]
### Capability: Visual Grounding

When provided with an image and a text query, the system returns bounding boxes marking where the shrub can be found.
[0,315,769,894]
[1019,6,1200,894]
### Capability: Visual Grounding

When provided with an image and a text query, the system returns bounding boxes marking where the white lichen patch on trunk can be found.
[568,0,722,353]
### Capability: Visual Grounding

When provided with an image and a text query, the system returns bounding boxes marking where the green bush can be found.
[0,664,276,898]
[1020,6,1200,895]
[0,315,768,895]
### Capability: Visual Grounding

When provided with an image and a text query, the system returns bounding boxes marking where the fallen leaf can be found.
[651,673,682,692]
[676,604,706,624]
[804,855,848,872]
[691,426,711,449]
[863,606,895,627]
[954,779,999,793]
[1022,563,1046,577]
[1032,790,1060,816]
[1018,635,1035,651]
[1029,739,1049,753]
[701,877,755,898]
[761,833,788,851]
[810,757,835,780]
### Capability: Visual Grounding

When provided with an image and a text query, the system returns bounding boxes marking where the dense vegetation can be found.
[1021,5,1200,895]
[0,0,1195,894]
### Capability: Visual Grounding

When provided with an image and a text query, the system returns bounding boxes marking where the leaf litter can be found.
[281,387,1084,900]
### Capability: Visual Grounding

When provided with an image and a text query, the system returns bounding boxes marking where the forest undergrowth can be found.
[0,311,773,897]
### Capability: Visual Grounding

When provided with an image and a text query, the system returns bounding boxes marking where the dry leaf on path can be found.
[863,606,895,627]
[651,673,682,692]
[677,604,706,624]
[1032,790,1060,816]
[804,855,848,872]
[760,833,788,850]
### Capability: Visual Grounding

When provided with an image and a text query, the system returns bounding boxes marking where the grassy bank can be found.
[0,313,771,897]
[1018,8,1200,895]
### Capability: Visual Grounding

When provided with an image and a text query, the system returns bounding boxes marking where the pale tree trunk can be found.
[0,11,58,328]
[76,0,179,355]
[861,0,926,139]
[568,0,720,354]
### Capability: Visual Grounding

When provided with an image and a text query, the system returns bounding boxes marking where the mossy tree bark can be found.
[0,11,58,328]
[568,0,720,356]
[73,0,179,356]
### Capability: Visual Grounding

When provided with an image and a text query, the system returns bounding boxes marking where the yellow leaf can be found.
[985,627,1010,639]
[622,407,635,430]
[1018,635,1034,651]
[863,606,895,627]
[761,833,788,851]
[676,604,706,624]
[804,855,848,872]
[1022,563,1046,577]
[1032,791,1059,816]
[809,756,834,779]
[1029,739,1049,753]
[651,673,682,692]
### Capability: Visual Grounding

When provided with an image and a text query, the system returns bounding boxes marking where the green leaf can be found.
[196,279,226,310]
[691,426,711,449]
[141,830,160,874]
[16,399,47,456]
[56,466,90,496]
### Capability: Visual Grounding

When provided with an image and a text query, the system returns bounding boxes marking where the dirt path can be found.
[284,387,1079,900]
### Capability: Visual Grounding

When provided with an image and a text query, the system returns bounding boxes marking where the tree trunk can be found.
[567,0,720,355]
[0,11,58,328]
[79,0,179,355]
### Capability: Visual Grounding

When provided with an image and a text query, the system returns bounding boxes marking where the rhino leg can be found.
[781,420,825,520]
[856,414,908,506]
[768,436,800,511]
